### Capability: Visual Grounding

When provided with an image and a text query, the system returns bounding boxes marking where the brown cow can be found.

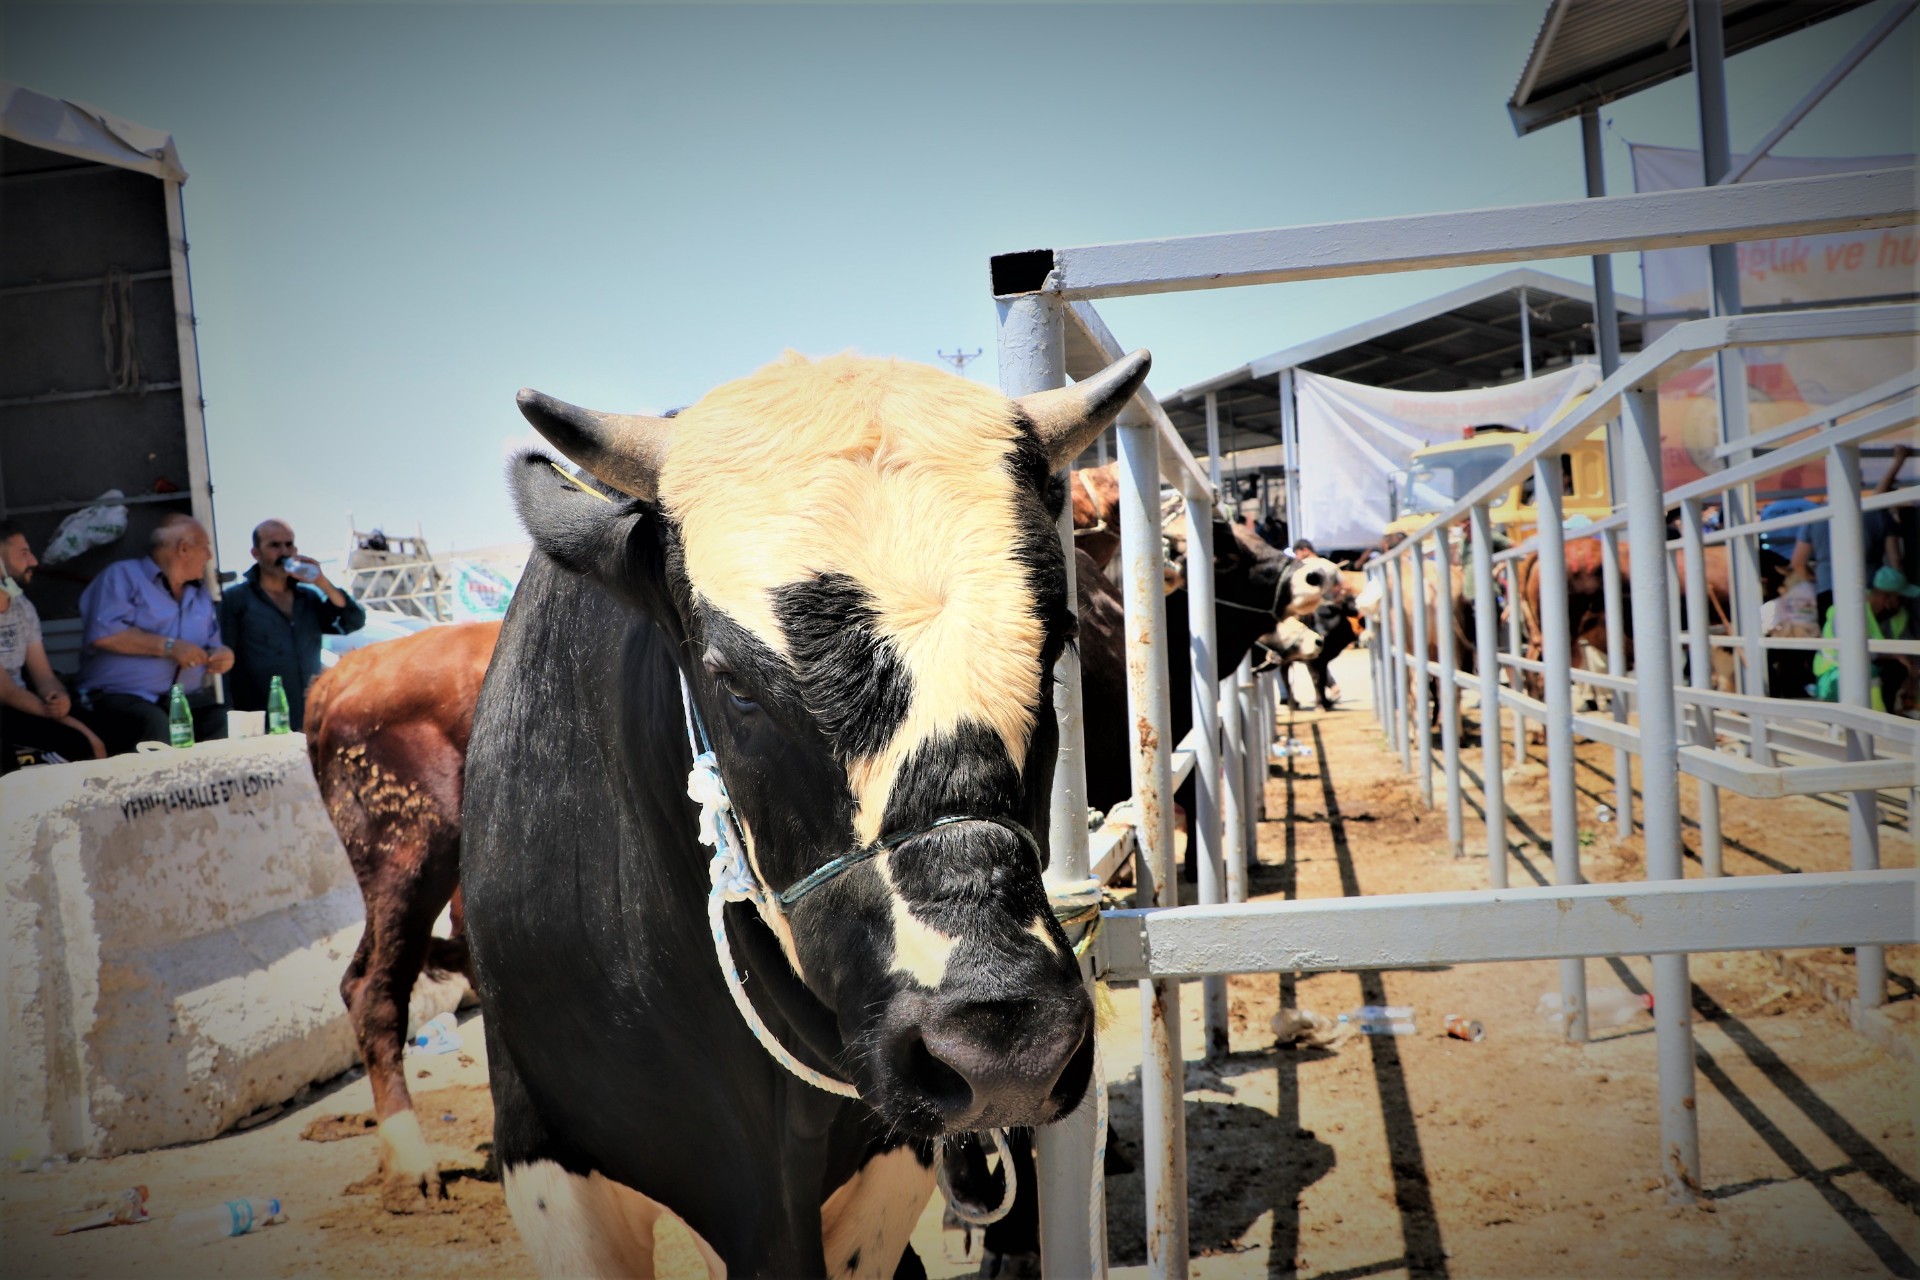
[305,620,500,1211]
[1070,461,1123,573]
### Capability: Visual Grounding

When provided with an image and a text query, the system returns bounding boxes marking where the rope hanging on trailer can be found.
[100,265,142,395]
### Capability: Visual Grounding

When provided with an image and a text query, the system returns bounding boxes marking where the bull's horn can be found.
[516,389,674,501]
[1015,349,1152,468]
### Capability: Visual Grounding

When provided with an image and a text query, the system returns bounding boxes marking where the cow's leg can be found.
[503,1161,726,1280]
[821,1144,937,1280]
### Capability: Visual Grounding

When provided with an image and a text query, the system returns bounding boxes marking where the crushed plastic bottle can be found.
[1339,1005,1416,1036]
[167,1196,284,1244]
[54,1185,149,1234]
[409,1011,462,1055]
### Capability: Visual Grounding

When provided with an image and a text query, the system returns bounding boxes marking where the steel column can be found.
[1239,656,1261,856]
[1680,500,1725,876]
[1279,369,1301,539]
[1222,661,1248,906]
[1622,385,1701,1204]
[1827,442,1886,1013]
[1409,537,1434,807]
[1519,285,1534,380]
[1435,527,1465,857]
[1600,528,1634,839]
[1504,559,1528,766]
[997,292,1102,1273]
[1534,455,1589,1042]
[1471,507,1509,887]
[1118,409,1189,1278]
[1388,558,1411,772]
[1186,493,1229,1057]
[1580,108,1622,376]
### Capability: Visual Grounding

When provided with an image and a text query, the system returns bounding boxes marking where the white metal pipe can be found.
[1827,442,1886,1013]
[1680,500,1725,877]
[1389,559,1411,772]
[998,292,1103,1275]
[1581,108,1623,377]
[1409,535,1434,808]
[1622,385,1701,1205]
[1519,285,1533,380]
[1186,493,1229,1058]
[1600,528,1634,840]
[1435,527,1465,857]
[1117,409,1189,1279]
[1239,656,1261,859]
[1096,868,1919,980]
[1025,169,1914,300]
[1222,661,1248,905]
[1534,456,1589,1043]
[1471,507,1508,887]
[1279,368,1301,541]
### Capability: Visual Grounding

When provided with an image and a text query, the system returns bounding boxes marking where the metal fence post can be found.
[1117,409,1189,1278]
[996,292,1104,1273]
[1369,566,1387,728]
[1471,507,1508,888]
[1534,455,1589,1043]
[1238,655,1261,859]
[1622,385,1701,1204]
[1504,558,1528,766]
[1186,494,1229,1057]
[1600,527,1634,840]
[1222,669,1247,906]
[1409,535,1434,807]
[1827,441,1886,1013]
[1679,499,1725,877]
[1388,557,1411,772]
[1435,526,1465,857]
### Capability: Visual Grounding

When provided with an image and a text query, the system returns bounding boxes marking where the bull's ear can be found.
[1015,350,1151,469]
[507,451,664,605]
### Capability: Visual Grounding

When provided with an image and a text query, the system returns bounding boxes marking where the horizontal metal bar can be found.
[1680,747,1917,798]
[1710,369,1920,459]
[1095,868,1918,981]
[0,490,190,519]
[0,268,173,300]
[1020,169,1914,300]
[0,380,182,409]
[1706,633,1920,656]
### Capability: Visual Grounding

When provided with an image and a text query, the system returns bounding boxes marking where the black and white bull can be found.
[462,350,1152,1278]
[1272,599,1358,712]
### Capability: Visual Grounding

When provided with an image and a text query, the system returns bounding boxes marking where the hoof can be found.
[378,1164,453,1215]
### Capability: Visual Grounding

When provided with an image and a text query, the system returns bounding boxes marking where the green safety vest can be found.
[1814,603,1910,712]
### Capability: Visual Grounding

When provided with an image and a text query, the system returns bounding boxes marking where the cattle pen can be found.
[993,164,1919,1277]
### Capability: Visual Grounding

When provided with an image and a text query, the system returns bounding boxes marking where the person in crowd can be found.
[1291,538,1316,560]
[0,522,105,770]
[76,514,231,752]
[1812,565,1915,714]
[220,519,365,732]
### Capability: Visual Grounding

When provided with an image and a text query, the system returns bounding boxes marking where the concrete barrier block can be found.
[2,734,460,1163]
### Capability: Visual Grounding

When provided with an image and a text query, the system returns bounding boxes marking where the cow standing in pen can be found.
[462,350,1150,1277]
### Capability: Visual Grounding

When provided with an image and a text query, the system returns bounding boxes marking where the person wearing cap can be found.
[1812,565,1916,714]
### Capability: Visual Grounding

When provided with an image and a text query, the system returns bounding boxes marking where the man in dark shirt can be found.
[220,519,366,732]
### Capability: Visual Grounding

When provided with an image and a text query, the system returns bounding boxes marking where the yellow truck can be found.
[1386,423,1612,540]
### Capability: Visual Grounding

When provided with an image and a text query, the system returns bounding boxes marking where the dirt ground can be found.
[4,647,1915,1278]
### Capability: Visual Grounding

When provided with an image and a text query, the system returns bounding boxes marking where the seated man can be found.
[76,514,233,753]
[1812,566,1915,715]
[0,522,105,770]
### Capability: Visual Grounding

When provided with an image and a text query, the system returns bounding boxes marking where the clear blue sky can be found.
[4,1,1913,570]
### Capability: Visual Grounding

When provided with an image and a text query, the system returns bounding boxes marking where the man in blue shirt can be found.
[220,519,365,731]
[77,514,233,753]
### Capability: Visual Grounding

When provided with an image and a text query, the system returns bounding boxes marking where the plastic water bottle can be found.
[168,683,194,747]
[409,1011,462,1054]
[281,556,321,583]
[267,676,291,735]
[1340,1005,1416,1035]
[167,1196,284,1243]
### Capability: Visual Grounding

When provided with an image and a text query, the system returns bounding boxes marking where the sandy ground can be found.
[4,647,1914,1278]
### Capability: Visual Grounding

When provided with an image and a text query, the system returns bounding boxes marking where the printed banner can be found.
[1293,363,1602,550]
[449,558,520,622]
[1632,144,1918,488]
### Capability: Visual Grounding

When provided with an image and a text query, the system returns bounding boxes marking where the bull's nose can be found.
[890,998,1092,1130]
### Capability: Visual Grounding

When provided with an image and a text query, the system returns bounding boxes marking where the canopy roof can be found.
[0,80,185,182]
[1154,268,1644,457]
[1507,0,1873,136]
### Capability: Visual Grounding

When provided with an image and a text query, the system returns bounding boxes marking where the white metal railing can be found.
[995,165,1920,1278]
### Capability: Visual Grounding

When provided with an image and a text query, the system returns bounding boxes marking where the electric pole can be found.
[937,347,984,379]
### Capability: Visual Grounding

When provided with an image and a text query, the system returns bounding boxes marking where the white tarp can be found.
[1632,143,1917,483]
[0,79,185,182]
[1293,363,1602,549]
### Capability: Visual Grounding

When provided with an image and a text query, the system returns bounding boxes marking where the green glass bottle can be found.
[168,683,194,747]
[267,675,291,735]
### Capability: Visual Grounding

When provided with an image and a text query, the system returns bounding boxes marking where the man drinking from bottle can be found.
[219,519,365,733]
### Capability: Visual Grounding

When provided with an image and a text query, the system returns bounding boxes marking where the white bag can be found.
[1765,578,1819,638]
[42,490,130,565]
